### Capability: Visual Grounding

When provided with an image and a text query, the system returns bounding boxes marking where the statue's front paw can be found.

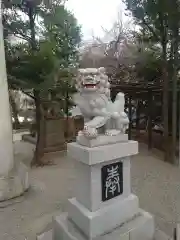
[78,130,83,137]
[105,129,121,136]
[83,126,98,139]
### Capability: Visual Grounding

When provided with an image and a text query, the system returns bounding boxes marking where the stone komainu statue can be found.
[73,67,129,140]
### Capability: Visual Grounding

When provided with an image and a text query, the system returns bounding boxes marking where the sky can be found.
[66,0,127,40]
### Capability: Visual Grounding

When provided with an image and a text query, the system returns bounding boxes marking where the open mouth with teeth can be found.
[82,83,99,88]
[82,81,100,89]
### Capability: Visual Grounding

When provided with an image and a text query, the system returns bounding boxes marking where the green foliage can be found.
[124,0,180,52]
[3,0,81,97]
[123,0,180,82]
[7,41,57,89]
[124,0,180,163]
[3,0,81,164]
[47,68,77,116]
[124,0,169,42]
[134,47,163,83]
[39,3,81,66]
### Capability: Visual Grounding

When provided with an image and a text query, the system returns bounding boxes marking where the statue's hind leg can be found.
[105,118,122,136]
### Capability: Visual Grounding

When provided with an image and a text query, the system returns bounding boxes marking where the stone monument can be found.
[37,67,155,240]
[0,15,29,201]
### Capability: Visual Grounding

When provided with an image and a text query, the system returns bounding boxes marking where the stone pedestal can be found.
[37,138,155,240]
[0,16,29,201]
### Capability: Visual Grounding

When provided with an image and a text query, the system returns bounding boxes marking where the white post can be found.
[0,12,29,201]
[175,223,180,240]
[0,11,14,176]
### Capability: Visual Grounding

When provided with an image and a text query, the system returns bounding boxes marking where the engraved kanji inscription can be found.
[101,161,123,201]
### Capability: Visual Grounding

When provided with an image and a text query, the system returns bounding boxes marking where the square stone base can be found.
[37,210,155,240]
[67,194,139,239]
[37,227,173,240]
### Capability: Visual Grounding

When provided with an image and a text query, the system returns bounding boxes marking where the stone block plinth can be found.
[67,140,138,165]
[67,141,138,211]
[37,138,155,240]
[67,194,139,239]
[51,210,154,240]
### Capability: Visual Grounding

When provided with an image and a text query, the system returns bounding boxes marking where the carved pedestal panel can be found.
[101,161,123,202]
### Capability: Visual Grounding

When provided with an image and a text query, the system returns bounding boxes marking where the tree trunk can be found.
[162,43,169,162]
[28,4,36,50]
[9,90,20,129]
[65,90,69,139]
[128,95,132,140]
[136,100,140,137]
[31,90,45,166]
[148,91,153,150]
[172,24,179,165]
[28,3,44,166]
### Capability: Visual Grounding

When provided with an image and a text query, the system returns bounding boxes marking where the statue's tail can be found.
[111,92,125,113]
[115,92,125,102]
[111,92,129,131]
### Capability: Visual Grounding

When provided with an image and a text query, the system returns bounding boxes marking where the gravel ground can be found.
[0,140,179,240]
[131,145,180,237]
